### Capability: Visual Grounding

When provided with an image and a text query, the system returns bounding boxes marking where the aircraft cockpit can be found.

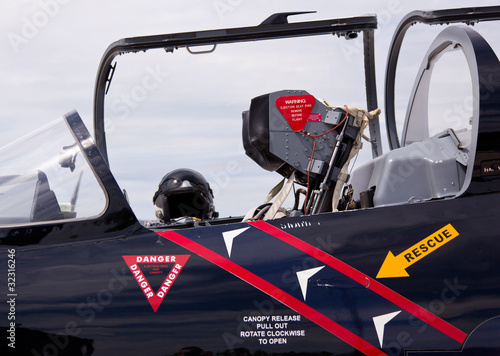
[2,7,500,356]
[1,8,500,234]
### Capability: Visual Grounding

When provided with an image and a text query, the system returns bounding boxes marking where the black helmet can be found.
[153,168,215,223]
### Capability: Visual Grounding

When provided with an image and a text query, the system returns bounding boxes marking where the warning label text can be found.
[240,314,305,345]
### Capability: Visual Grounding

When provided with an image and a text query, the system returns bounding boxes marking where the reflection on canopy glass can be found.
[0,118,106,224]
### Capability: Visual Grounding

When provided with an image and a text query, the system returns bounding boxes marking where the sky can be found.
[1,0,499,220]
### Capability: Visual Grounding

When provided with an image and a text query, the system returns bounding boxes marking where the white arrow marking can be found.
[296,266,325,301]
[222,227,250,258]
[373,310,401,347]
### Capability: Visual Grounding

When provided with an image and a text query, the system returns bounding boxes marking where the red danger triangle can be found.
[122,255,190,312]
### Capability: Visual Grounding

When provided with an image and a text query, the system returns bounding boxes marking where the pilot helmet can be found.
[153,168,215,223]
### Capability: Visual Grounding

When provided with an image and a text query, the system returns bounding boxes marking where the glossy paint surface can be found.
[2,190,500,355]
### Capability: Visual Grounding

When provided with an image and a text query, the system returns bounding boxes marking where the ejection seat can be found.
[242,90,377,217]
[349,25,500,208]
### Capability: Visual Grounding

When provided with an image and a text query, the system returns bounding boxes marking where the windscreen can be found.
[0,117,106,224]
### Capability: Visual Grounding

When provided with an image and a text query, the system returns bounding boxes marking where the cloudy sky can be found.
[1,0,499,220]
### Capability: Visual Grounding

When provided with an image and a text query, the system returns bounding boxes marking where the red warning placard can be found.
[276,94,316,132]
[122,255,190,312]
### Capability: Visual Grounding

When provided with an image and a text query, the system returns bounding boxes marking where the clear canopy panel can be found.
[0,118,106,225]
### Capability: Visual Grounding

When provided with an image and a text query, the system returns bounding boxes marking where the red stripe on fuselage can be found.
[249,220,467,344]
[157,230,386,356]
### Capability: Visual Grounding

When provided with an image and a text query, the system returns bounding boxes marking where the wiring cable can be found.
[301,105,349,214]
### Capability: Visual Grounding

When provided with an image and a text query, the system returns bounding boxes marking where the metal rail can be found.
[93,14,378,163]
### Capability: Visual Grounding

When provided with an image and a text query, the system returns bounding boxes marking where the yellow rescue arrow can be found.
[376,224,459,278]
